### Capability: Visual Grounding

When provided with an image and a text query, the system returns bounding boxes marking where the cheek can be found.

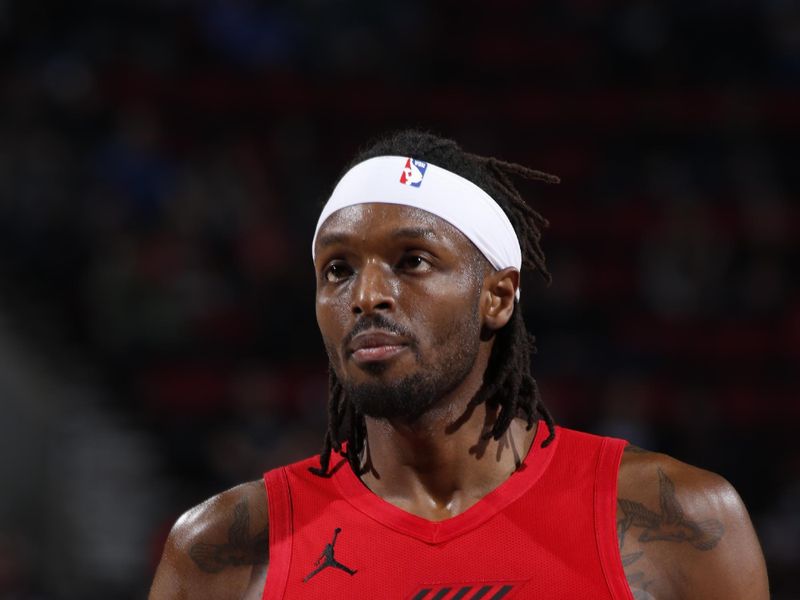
[315,293,348,347]
[436,304,480,346]
[408,277,482,346]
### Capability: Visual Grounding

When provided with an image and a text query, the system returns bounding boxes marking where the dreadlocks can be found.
[310,130,558,477]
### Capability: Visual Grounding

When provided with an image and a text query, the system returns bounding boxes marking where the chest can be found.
[266,491,615,599]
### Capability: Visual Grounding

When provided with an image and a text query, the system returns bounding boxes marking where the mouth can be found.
[348,330,409,365]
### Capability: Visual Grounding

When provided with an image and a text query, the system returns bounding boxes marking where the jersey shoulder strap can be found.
[262,455,323,600]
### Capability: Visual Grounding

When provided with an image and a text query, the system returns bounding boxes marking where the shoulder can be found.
[149,480,269,600]
[616,444,769,600]
[170,479,269,572]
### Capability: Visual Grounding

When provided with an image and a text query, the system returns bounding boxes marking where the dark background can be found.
[0,1,797,598]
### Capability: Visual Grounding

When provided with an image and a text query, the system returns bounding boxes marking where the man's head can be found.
[314,203,517,422]
[309,130,559,476]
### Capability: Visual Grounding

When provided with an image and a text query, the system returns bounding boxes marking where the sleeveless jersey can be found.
[261,425,633,599]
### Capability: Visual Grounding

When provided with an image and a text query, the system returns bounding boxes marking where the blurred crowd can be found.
[0,1,797,598]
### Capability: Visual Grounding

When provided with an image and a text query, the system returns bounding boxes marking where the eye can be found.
[323,261,352,283]
[398,254,432,272]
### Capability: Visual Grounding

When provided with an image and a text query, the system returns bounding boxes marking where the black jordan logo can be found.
[303,527,357,582]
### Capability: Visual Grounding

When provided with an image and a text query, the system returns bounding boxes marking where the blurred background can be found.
[0,0,797,598]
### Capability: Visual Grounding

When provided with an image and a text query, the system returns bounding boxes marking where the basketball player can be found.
[149,131,769,599]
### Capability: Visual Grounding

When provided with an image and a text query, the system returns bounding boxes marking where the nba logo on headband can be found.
[399,158,428,188]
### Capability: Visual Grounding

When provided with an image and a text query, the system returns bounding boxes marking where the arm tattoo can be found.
[617,468,725,599]
[617,538,654,598]
[189,499,268,573]
[618,468,724,551]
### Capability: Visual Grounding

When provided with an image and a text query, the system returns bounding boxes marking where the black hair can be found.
[310,130,558,477]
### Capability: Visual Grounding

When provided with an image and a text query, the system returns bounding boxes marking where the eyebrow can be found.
[315,232,351,249]
[315,227,440,249]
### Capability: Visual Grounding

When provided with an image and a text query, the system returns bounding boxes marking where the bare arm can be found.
[617,445,769,600]
[149,481,269,600]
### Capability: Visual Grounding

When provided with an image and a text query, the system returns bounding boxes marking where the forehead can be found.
[314,203,476,255]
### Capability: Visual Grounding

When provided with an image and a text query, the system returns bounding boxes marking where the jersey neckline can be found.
[333,422,560,544]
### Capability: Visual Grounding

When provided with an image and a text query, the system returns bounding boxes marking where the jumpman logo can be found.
[303,527,358,582]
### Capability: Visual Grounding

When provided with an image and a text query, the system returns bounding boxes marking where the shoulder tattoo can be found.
[189,499,268,573]
[617,467,725,598]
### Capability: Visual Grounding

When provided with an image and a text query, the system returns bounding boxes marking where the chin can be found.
[354,397,434,422]
[342,372,441,422]
[355,361,392,376]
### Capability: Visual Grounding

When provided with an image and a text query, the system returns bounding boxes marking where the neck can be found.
[357,360,538,521]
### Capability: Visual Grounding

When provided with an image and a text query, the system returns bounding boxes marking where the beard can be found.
[329,299,482,422]
[343,344,479,421]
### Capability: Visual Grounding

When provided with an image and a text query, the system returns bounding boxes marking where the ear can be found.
[482,267,519,332]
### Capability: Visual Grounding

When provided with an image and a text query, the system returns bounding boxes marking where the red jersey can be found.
[261,425,633,599]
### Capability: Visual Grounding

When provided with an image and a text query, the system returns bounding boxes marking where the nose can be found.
[352,261,395,315]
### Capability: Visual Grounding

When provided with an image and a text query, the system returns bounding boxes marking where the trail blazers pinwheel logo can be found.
[303,527,357,582]
[407,582,516,599]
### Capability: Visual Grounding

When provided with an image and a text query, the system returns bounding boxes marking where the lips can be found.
[348,330,409,364]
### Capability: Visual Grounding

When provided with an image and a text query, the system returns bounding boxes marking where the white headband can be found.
[312,156,522,297]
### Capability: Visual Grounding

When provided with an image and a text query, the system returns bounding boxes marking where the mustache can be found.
[343,314,417,349]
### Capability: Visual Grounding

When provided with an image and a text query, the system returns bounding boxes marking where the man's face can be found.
[314,203,487,421]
